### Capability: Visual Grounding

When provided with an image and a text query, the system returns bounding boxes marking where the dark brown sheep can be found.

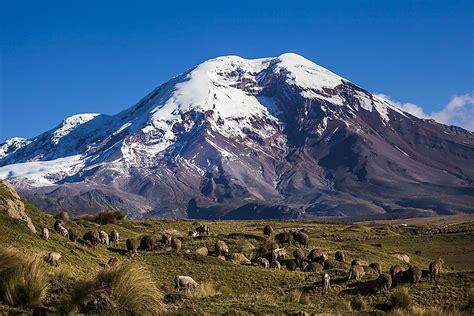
[362,265,378,275]
[369,262,382,274]
[335,251,345,263]
[126,238,138,256]
[307,248,327,264]
[324,258,346,270]
[140,235,155,251]
[377,273,392,293]
[286,260,298,271]
[83,230,100,247]
[161,234,172,247]
[429,258,444,282]
[274,232,294,246]
[348,265,365,281]
[293,231,309,248]
[263,225,274,237]
[171,238,182,251]
[53,219,64,232]
[300,261,309,272]
[293,249,305,265]
[68,228,78,242]
[390,264,405,285]
[107,257,118,269]
[305,262,323,273]
[405,265,422,286]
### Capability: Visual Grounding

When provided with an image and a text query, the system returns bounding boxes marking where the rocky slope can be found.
[0,180,36,233]
[0,53,473,219]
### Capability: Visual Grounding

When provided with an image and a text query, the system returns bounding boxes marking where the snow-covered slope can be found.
[1,53,473,218]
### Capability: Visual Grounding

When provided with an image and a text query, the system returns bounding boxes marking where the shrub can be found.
[0,248,48,309]
[54,211,70,221]
[188,282,221,298]
[76,210,126,225]
[349,295,367,311]
[390,287,411,309]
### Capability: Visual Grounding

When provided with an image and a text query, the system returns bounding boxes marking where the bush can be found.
[390,287,412,309]
[66,263,163,315]
[349,295,367,311]
[0,248,48,309]
[54,211,70,221]
[77,210,126,225]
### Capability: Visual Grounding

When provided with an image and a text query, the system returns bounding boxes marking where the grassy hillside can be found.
[1,201,473,314]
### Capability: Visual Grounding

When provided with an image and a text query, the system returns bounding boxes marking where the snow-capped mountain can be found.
[1,53,473,219]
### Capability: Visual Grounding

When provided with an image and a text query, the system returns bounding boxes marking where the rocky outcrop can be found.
[0,180,36,233]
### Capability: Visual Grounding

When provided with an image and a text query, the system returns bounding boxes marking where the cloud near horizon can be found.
[375,92,474,131]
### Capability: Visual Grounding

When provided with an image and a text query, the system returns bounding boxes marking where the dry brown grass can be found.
[188,282,221,298]
[389,305,466,316]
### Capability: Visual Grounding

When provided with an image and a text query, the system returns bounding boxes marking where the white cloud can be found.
[375,92,474,131]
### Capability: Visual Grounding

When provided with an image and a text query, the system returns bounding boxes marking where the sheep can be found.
[140,235,155,251]
[405,265,422,286]
[429,258,444,282]
[231,253,251,265]
[109,230,119,247]
[270,260,281,270]
[161,234,172,247]
[286,260,298,271]
[83,230,100,247]
[322,273,331,294]
[390,264,405,286]
[59,225,69,238]
[53,220,64,232]
[68,228,78,242]
[305,262,323,273]
[392,253,410,263]
[369,262,382,275]
[47,252,62,266]
[362,265,378,275]
[272,248,287,261]
[107,257,118,269]
[335,251,345,263]
[174,275,199,292]
[195,247,209,256]
[324,258,346,270]
[377,273,392,294]
[351,259,362,266]
[293,231,309,248]
[308,248,327,264]
[274,232,294,246]
[293,249,305,265]
[256,257,270,269]
[215,240,229,256]
[42,228,49,240]
[171,238,182,251]
[188,231,199,238]
[99,230,109,245]
[348,265,365,281]
[126,238,138,257]
[263,225,274,237]
[300,261,309,272]
[196,224,209,236]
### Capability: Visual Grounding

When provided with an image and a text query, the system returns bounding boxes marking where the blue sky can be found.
[1,0,473,142]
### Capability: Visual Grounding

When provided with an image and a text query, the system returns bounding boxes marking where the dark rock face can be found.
[1,54,473,219]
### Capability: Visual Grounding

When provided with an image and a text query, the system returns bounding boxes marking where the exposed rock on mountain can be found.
[0,180,36,233]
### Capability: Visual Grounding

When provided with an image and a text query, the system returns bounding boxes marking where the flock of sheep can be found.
[41,221,445,294]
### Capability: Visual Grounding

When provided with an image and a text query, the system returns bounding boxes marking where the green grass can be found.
[0,202,473,314]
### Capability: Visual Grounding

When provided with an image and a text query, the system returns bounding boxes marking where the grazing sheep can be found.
[68,228,78,242]
[351,259,362,266]
[47,252,62,266]
[215,240,229,256]
[217,255,226,261]
[286,260,298,271]
[171,238,182,251]
[274,232,294,246]
[308,248,327,264]
[392,253,410,263]
[195,247,209,256]
[293,249,305,265]
[335,251,345,263]
[263,225,274,236]
[300,261,309,272]
[107,257,118,269]
[270,260,281,270]
[362,265,378,275]
[174,276,199,292]
[53,220,64,232]
[161,234,172,247]
[405,265,422,286]
[99,230,109,245]
[256,257,270,269]
[58,225,69,238]
[109,230,119,247]
[188,231,199,238]
[390,264,405,285]
[369,262,382,275]
[126,238,138,256]
[140,235,155,251]
[377,273,392,294]
[324,259,346,270]
[305,262,323,273]
[348,265,365,281]
[293,231,309,248]
[83,230,100,247]
[272,248,287,261]
[196,224,209,236]
[42,228,49,240]
[231,253,251,265]
[322,273,330,294]
[429,258,444,282]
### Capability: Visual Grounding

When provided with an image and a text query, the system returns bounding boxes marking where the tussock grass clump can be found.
[389,305,464,316]
[284,289,311,305]
[78,210,126,225]
[0,248,48,308]
[53,211,70,221]
[188,282,221,298]
[348,295,368,311]
[390,287,412,309]
[66,263,164,315]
